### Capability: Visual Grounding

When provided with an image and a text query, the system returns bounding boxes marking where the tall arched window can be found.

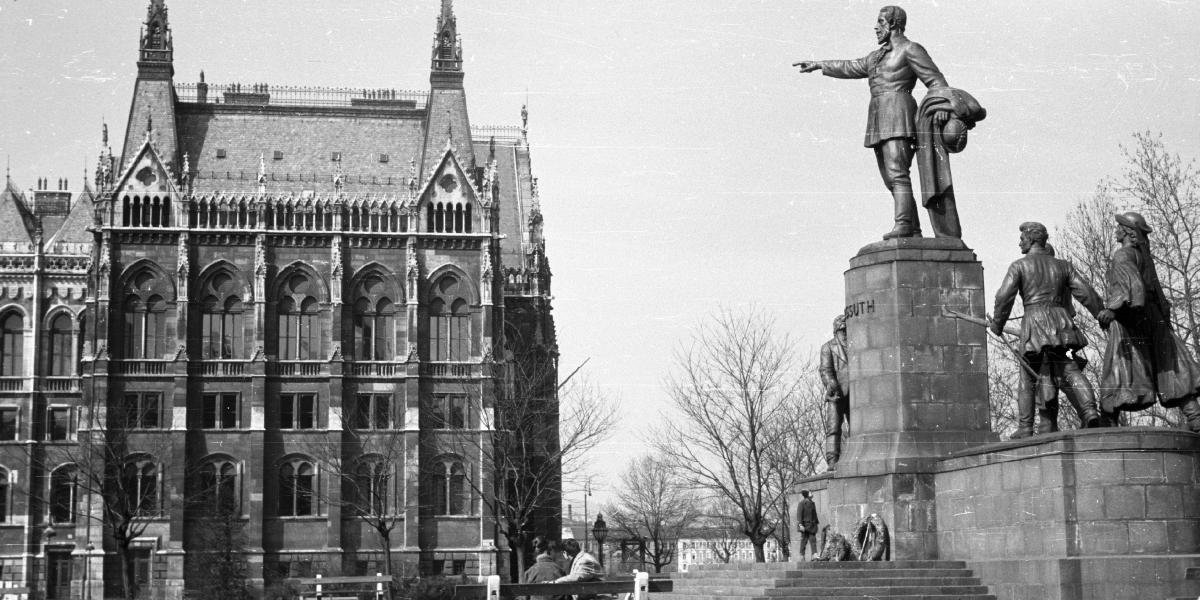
[277,274,321,360]
[354,459,389,516]
[121,457,159,517]
[50,466,78,523]
[0,313,23,376]
[46,313,73,376]
[431,457,468,516]
[352,274,397,361]
[427,275,470,361]
[201,272,245,359]
[121,270,171,359]
[198,459,238,515]
[279,458,316,516]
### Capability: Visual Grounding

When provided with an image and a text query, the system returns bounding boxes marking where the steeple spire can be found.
[138,0,174,77]
[431,0,462,73]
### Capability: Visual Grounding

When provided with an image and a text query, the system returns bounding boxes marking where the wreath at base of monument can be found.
[813,525,852,561]
[850,514,890,561]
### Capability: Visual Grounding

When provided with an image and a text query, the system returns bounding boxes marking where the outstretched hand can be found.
[1097,309,1115,330]
[794,61,821,73]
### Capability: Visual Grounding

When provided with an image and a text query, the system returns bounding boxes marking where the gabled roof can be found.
[114,138,180,196]
[0,178,36,245]
[415,144,479,206]
[46,183,96,248]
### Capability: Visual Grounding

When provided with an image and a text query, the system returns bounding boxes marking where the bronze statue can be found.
[1097,212,1200,432]
[819,315,850,467]
[991,222,1107,438]
[795,6,985,240]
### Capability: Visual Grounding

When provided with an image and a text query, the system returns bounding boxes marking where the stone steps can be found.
[666,561,995,600]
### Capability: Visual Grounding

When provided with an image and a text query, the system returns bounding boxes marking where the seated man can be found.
[553,538,603,600]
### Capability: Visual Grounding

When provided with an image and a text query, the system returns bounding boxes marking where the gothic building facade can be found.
[0,0,558,597]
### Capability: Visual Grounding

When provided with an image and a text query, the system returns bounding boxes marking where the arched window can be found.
[279,458,316,517]
[427,275,470,361]
[50,466,78,524]
[121,457,159,517]
[354,459,389,516]
[198,459,238,515]
[352,275,397,361]
[277,274,321,360]
[0,313,23,376]
[0,467,8,523]
[201,272,245,359]
[121,270,171,359]
[46,313,73,376]
[431,458,468,516]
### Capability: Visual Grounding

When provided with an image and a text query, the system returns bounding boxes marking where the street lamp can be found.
[591,514,608,568]
[42,526,56,599]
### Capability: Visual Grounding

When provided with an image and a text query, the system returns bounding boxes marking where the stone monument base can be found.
[793,428,1200,600]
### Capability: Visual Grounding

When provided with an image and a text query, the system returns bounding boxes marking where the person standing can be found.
[991,222,1107,438]
[1098,212,1200,432]
[819,316,850,469]
[796,490,819,561]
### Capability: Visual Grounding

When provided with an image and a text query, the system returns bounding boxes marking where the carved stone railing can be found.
[109,360,174,376]
[175,83,428,110]
[0,377,27,392]
[420,362,478,379]
[348,362,401,378]
[198,361,247,376]
[42,377,81,392]
[269,361,326,377]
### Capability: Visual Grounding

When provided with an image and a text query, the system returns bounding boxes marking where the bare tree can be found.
[603,455,701,572]
[30,405,178,600]
[304,422,408,595]
[654,306,801,562]
[762,361,825,560]
[452,352,617,579]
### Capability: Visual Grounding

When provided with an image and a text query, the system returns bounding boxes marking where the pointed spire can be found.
[139,0,174,75]
[431,0,462,72]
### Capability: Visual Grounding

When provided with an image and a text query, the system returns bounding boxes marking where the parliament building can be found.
[0,0,559,597]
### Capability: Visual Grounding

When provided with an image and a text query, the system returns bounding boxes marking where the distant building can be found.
[0,0,558,597]
[677,535,781,571]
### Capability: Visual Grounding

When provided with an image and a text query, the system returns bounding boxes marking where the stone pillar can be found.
[825,238,998,559]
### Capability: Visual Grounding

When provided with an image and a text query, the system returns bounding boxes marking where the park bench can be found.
[295,573,393,600]
[454,572,672,600]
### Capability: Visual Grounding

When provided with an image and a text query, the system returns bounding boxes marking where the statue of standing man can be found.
[795,6,985,240]
[819,315,850,468]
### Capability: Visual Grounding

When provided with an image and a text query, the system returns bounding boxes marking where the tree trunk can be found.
[751,539,766,563]
[118,539,136,600]
[380,529,396,600]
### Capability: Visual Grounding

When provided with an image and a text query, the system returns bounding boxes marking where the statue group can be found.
[804,7,1200,468]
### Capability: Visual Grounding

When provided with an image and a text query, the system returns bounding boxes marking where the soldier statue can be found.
[795,6,985,240]
[990,222,1107,438]
[819,315,850,468]
[1097,212,1200,432]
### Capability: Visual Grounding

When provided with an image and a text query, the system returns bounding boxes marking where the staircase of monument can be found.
[669,560,996,600]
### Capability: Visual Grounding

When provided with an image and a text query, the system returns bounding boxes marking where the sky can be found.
[2,1,1199,511]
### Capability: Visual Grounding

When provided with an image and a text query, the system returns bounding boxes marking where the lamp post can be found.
[591,514,608,569]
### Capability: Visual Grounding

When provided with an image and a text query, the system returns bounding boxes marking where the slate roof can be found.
[46,184,97,249]
[0,178,36,245]
[176,104,427,195]
[477,138,534,265]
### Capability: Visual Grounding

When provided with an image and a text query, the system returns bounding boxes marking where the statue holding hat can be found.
[1097,211,1200,432]
[794,5,986,240]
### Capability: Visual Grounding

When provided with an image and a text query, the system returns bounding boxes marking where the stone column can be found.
[825,237,998,559]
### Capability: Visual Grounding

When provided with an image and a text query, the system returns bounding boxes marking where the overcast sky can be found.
[2,1,1199,510]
